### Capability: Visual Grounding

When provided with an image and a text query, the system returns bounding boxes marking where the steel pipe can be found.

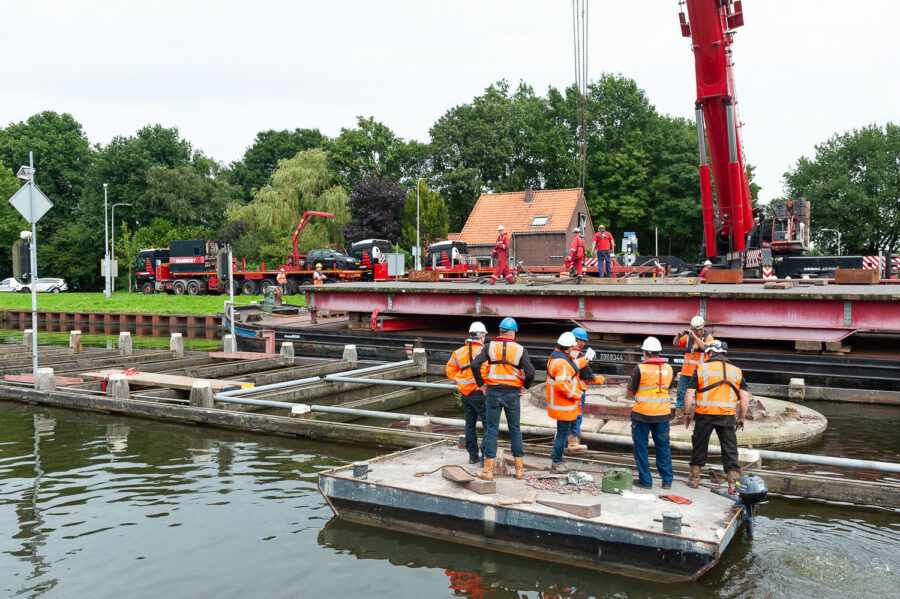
[217,376,321,398]
[335,360,414,377]
[213,394,305,410]
[324,376,455,390]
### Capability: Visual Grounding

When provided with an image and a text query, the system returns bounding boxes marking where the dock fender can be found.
[482,506,496,537]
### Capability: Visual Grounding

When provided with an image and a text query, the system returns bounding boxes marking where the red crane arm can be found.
[680,0,753,255]
[291,211,334,267]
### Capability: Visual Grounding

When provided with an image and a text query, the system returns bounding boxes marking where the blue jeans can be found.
[631,418,674,487]
[572,391,587,436]
[461,390,486,460]
[552,419,575,463]
[597,250,612,277]
[482,387,523,458]
[675,373,690,409]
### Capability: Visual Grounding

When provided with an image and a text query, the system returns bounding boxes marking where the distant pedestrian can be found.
[471,317,535,481]
[568,228,586,283]
[313,263,326,285]
[277,268,288,294]
[446,321,489,465]
[626,337,674,489]
[591,225,615,277]
[699,260,712,280]
[490,225,515,285]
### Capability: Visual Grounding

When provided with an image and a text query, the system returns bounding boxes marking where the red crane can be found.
[679,0,753,256]
[290,211,334,267]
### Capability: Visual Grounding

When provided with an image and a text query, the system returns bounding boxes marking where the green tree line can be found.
[1,76,895,291]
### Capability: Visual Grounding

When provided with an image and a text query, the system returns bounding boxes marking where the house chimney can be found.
[524,189,535,204]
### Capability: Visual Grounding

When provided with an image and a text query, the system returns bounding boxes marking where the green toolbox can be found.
[602,468,634,494]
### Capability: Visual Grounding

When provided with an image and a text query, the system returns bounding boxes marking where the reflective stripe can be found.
[696,400,737,407]
[635,396,670,403]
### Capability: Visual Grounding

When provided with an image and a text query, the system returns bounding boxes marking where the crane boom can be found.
[680,0,753,256]
[291,211,334,267]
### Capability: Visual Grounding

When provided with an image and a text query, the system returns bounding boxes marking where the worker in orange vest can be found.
[546,332,586,473]
[568,227,586,283]
[683,340,750,492]
[276,268,288,294]
[313,263,326,285]
[490,225,515,285]
[625,337,674,489]
[672,315,714,418]
[470,317,535,480]
[591,225,615,277]
[569,327,602,454]
[446,321,489,464]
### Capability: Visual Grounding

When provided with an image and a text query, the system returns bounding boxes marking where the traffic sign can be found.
[8,183,53,223]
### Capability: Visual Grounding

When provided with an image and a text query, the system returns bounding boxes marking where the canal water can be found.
[1,401,897,599]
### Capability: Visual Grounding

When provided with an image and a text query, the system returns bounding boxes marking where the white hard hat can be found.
[641,337,662,353]
[468,321,487,335]
[557,332,577,347]
[690,315,705,329]
[572,227,581,233]
[704,260,712,266]
[497,225,504,231]
[705,340,728,354]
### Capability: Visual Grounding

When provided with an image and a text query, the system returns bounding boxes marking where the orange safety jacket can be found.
[483,338,525,387]
[633,358,674,417]
[570,348,590,392]
[445,340,485,396]
[546,350,583,421]
[676,330,714,376]
[276,272,287,284]
[695,359,743,416]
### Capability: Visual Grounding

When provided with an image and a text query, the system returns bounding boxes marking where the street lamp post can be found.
[111,203,132,293]
[820,228,842,256]
[103,183,110,298]
[415,178,424,271]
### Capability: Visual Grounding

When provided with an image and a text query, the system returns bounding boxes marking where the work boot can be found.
[468,455,480,465]
[489,277,497,285]
[576,275,583,285]
[477,458,495,481]
[514,457,525,480]
[549,461,570,474]
[687,465,701,489]
[674,408,685,420]
[726,470,740,494]
[566,434,587,454]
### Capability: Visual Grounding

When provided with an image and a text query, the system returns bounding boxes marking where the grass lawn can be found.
[0,292,306,315]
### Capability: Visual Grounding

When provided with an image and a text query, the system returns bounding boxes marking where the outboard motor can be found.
[734,475,768,538]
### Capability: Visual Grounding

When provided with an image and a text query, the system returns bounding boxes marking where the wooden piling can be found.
[170,333,185,358]
[35,367,56,391]
[106,373,130,399]
[69,330,82,353]
[118,332,133,356]
[280,342,295,360]
[413,348,427,374]
[222,334,236,354]
[23,329,34,349]
[189,381,214,409]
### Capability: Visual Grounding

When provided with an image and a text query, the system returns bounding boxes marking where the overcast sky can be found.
[4,1,897,202]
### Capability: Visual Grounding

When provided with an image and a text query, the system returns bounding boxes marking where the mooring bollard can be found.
[118,331,133,356]
[189,381,214,408]
[413,348,427,374]
[342,344,358,365]
[106,373,130,399]
[408,415,433,432]
[23,329,34,349]
[661,512,683,535]
[69,330,82,353]
[280,342,295,360]
[222,334,236,354]
[789,378,806,401]
[352,462,369,479]
[35,367,56,391]
[291,404,312,419]
[170,333,185,358]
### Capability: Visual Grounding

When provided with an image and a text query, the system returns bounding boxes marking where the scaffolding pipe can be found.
[336,360,414,377]
[217,376,321,398]
[324,376,455,390]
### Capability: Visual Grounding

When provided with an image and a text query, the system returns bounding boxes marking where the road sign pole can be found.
[28,152,38,384]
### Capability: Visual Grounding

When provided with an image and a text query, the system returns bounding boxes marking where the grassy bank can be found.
[0,292,305,315]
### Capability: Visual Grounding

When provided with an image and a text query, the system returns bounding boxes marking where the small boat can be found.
[318,441,761,583]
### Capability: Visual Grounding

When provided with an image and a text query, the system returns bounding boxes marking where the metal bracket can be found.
[386,293,393,312]
[700,298,707,319]
[579,296,585,318]
[843,301,852,326]
[476,295,482,315]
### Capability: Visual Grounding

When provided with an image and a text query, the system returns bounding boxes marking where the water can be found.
[0,328,221,352]
[1,403,897,599]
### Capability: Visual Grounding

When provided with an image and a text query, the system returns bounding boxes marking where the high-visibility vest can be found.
[695,359,743,416]
[276,272,287,284]
[676,331,713,376]
[483,338,525,387]
[546,350,583,421]
[571,349,590,392]
[633,359,674,417]
[445,341,484,396]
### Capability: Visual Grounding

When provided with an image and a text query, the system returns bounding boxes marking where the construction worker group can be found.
[446,314,750,492]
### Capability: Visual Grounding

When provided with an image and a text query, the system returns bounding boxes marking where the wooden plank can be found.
[582,277,700,285]
[209,351,280,360]
[442,465,475,483]
[835,268,878,284]
[537,497,602,519]
[764,281,794,289]
[705,269,743,284]
[5,374,84,384]
[79,369,253,392]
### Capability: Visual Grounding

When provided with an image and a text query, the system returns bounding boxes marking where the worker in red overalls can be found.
[568,227,586,284]
[490,225,515,285]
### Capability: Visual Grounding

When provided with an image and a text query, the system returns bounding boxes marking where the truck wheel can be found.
[300,279,313,287]
[241,279,258,296]
[141,282,154,295]
[173,280,187,295]
[20,287,30,293]
[285,279,299,295]
[186,280,201,296]
[258,279,274,293]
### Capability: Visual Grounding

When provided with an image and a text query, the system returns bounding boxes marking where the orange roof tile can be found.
[457,188,584,246]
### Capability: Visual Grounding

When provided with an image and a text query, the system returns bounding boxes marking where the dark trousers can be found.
[597,250,612,277]
[690,413,740,473]
[551,419,576,463]
[460,390,486,460]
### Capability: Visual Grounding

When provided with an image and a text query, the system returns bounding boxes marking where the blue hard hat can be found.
[499,317,518,332]
[572,327,588,341]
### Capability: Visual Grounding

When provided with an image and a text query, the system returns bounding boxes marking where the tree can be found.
[342,174,406,244]
[144,163,235,228]
[229,128,328,200]
[783,123,899,254]
[115,218,206,291]
[226,149,349,265]
[399,181,449,252]
[328,116,413,187]
[0,162,26,280]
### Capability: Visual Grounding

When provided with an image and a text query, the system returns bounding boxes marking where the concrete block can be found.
[35,367,56,391]
[23,329,34,349]
[106,373,130,399]
[342,344,358,365]
[788,378,806,401]
[794,340,821,353]
[291,404,313,419]
[118,332,133,356]
[221,334,235,354]
[189,381,214,408]
[408,415,433,432]
[413,348,427,373]
[69,330,82,353]
[171,333,185,357]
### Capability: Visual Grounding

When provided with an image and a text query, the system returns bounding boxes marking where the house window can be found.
[531,216,549,227]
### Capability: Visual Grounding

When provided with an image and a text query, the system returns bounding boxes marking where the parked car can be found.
[0,277,22,292]
[304,249,362,271]
[15,277,68,293]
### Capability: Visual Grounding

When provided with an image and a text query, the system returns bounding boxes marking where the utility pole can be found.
[104,183,110,298]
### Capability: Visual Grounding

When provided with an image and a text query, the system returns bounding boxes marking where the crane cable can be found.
[572,0,589,190]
